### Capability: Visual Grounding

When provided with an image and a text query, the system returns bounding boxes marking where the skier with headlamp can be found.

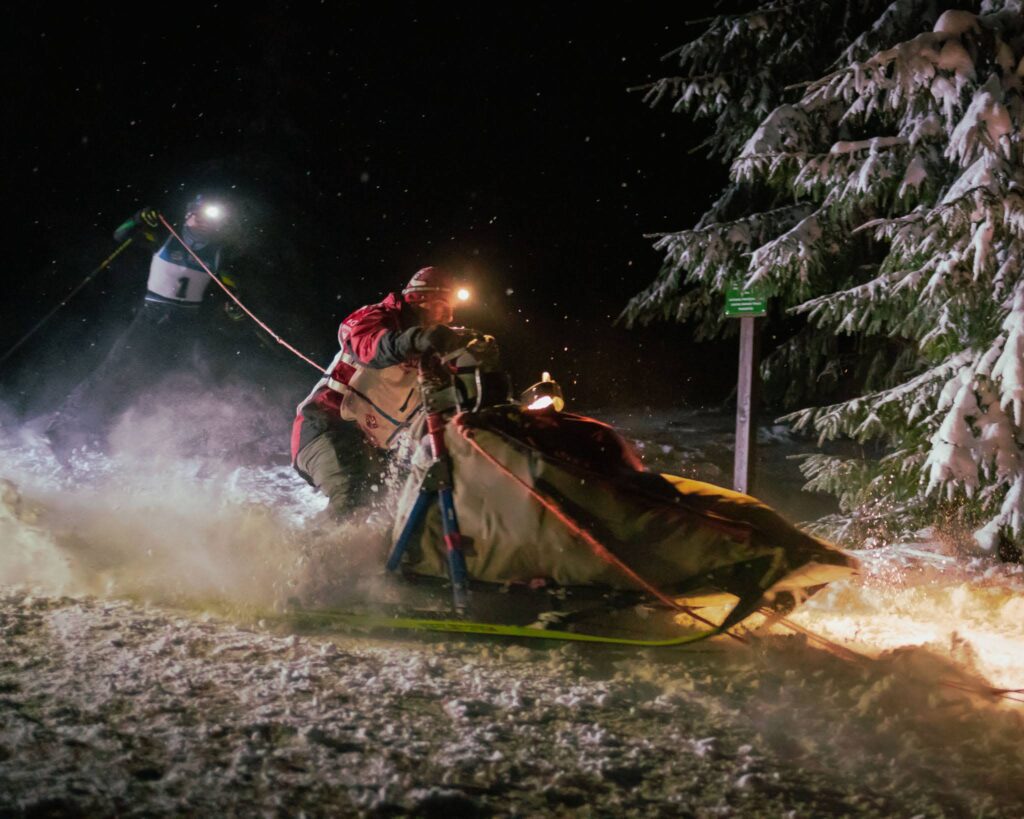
[45,195,239,459]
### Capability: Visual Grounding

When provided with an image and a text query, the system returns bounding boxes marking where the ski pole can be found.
[0,238,134,368]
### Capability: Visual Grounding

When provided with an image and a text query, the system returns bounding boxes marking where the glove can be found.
[223,301,245,322]
[414,324,461,355]
[388,324,463,362]
[218,274,245,322]
[113,207,160,243]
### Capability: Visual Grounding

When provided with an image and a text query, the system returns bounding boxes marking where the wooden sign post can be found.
[724,289,766,495]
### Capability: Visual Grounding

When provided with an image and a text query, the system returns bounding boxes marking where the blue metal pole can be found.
[386,489,435,572]
[436,485,469,610]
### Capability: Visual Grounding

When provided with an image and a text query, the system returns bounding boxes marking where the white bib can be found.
[146,253,212,303]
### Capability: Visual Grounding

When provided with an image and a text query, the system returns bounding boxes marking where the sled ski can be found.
[286,606,728,647]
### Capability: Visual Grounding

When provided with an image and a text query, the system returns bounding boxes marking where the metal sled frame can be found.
[386,355,470,611]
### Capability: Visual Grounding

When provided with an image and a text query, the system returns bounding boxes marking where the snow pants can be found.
[294,422,390,520]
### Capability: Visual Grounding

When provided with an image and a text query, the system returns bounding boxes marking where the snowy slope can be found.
[1,408,1023,815]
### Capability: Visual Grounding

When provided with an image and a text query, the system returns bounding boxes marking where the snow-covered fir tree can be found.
[625,0,1024,552]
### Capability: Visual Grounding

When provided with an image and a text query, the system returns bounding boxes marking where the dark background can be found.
[4,3,737,418]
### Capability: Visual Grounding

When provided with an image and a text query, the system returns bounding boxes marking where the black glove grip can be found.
[418,324,459,355]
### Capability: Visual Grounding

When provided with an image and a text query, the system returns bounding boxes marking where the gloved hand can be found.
[223,301,245,322]
[414,324,462,355]
[218,274,245,322]
[113,207,160,243]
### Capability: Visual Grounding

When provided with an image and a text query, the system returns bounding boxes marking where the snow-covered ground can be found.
[2,408,1023,816]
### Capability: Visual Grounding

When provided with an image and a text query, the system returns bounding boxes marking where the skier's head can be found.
[403,266,456,326]
[184,194,227,235]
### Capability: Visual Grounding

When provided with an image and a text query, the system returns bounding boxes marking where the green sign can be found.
[724,289,767,317]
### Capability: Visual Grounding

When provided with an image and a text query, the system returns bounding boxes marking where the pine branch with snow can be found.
[630,0,1024,552]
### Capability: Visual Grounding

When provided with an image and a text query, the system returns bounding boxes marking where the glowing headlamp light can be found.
[521,372,565,412]
[202,204,225,221]
[456,287,471,303]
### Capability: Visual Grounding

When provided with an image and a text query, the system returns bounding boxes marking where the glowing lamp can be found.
[521,371,565,412]
[202,204,225,221]
[456,287,471,302]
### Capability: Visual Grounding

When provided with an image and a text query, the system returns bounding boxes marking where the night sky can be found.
[6,4,736,417]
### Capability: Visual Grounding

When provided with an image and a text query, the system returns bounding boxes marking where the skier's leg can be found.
[294,424,376,520]
[46,304,170,455]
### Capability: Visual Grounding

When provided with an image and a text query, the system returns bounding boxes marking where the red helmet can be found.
[403,266,454,303]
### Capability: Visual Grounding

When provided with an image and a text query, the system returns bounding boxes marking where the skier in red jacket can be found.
[292,266,463,519]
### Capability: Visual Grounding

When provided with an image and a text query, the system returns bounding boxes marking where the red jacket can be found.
[291,293,423,461]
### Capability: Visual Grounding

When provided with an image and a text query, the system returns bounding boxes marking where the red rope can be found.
[159,213,327,374]
[454,421,747,643]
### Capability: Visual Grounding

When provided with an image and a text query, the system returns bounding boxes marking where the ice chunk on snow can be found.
[974,516,1002,551]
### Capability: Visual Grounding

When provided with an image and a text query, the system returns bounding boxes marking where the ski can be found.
[287,607,724,647]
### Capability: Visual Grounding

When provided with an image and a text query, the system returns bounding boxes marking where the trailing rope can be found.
[158,213,328,375]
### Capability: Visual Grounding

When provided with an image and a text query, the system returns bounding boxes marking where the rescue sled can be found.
[368,333,858,645]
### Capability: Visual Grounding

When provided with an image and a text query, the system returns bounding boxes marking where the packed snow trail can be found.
[2,590,1022,816]
[1,409,1023,815]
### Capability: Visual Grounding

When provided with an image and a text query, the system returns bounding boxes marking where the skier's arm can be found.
[113,208,160,244]
[342,308,459,369]
[342,306,414,369]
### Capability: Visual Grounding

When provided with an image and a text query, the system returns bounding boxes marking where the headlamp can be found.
[202,204,225,221]
[456,287,471,303]
[521,372,565,412]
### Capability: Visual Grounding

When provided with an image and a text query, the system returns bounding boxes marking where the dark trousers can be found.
[294,423,390,519]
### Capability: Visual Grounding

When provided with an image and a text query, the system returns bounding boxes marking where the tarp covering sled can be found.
[390,404,857,623]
